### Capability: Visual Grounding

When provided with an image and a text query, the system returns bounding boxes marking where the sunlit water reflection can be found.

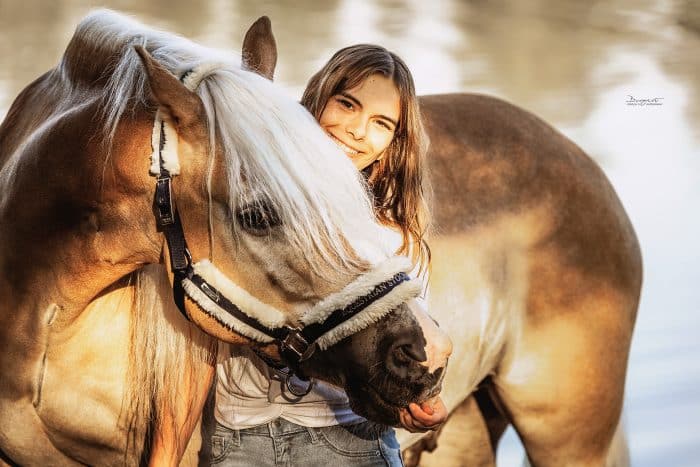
[1,1,698,465]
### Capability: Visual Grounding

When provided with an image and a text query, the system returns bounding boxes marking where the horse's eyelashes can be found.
[236,203,281,234]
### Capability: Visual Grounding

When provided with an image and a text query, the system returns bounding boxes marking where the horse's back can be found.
[421,93,642,300]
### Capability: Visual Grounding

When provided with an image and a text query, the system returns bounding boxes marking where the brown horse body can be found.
[399,94,641,465]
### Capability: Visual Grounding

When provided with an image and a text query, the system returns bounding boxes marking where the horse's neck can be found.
[0,70,65,170]
[0,77,160,320]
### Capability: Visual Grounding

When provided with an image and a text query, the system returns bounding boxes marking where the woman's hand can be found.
[398,397,448,433]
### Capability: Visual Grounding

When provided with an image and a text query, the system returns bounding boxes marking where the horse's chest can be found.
[427,230,530,406]
[35,294,132,462]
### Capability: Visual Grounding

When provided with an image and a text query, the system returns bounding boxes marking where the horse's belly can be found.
[36,291,133,465]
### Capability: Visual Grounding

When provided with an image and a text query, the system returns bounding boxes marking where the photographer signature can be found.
[626,95,664,106]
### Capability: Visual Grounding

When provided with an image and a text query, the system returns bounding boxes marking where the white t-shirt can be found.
[215,345,365,429]
[215,227,428,430]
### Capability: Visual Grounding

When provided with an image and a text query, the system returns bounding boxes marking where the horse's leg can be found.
[474,378,510,453]
[194,377,218,466]
[403,395,496,467]
[605,418,631,466]
[401,428,442,467]
[493,279,635,466]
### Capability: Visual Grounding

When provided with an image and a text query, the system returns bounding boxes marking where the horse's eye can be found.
[236,203,281,234]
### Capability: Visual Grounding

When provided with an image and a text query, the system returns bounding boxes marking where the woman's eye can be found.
[235,204,281,234]
[375,120,393,131]
[338,98,353,109]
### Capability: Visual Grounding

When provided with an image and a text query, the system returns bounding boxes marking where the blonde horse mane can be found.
[58,9,395,459]
[125,265,216,459]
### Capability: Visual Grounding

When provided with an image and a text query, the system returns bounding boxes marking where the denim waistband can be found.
[239,418,317,437]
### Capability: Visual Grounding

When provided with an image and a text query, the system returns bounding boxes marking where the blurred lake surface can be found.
[1,1,699,465]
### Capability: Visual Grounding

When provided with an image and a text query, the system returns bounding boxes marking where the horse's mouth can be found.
[347,382,412,425]
[367,383,406,409]
[350,381,444,427]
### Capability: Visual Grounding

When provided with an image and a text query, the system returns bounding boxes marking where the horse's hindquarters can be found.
[493,269,636,466]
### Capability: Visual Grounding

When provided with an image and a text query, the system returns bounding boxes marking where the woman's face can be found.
[319,73,401,170]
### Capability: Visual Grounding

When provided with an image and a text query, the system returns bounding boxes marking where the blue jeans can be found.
[209,419,404,466]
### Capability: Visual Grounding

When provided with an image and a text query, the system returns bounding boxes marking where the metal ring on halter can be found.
[284,372,315,397]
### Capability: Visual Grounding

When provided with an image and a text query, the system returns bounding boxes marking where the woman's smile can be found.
[327,132,360,156]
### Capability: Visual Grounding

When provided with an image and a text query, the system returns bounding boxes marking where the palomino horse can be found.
[246,19,642,467]
[0,11,451,466]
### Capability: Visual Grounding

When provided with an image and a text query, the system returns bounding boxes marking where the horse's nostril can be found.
[385,340,427,378]
[397,342,426,363]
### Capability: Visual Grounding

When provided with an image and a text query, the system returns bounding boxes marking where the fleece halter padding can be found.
[149,62,228,176]
[181,256,420,348]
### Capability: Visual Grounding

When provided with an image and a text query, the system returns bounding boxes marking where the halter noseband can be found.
[149,64,420,382]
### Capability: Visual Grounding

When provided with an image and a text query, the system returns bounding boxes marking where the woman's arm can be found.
[148,362,216,466]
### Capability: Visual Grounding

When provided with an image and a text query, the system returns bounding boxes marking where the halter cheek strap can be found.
[149,64,421,376]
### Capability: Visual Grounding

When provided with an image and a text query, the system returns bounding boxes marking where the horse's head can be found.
[89,11,450,424]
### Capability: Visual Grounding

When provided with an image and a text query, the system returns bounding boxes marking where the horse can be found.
[0,11,452,466]
[246,19,642,467]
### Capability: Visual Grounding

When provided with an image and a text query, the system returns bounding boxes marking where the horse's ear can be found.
[133,45,205,129]
[241,16,277,80]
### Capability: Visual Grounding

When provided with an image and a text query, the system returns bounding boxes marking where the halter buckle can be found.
[155,176,175,226]
[280,329,316,363]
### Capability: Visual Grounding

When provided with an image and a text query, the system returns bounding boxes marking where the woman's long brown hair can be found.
[301,44,431,274]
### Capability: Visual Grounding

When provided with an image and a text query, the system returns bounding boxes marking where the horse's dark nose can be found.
[386,339,427,379]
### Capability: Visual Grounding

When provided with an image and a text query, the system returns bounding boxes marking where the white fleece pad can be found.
[182,278,275,343]
[181,62,229,90]
[314,279,421,350]
[189,260,288,328]
[302,256,421,350]
[301,256,414,326]
[182,257,420,348]
[149,109,180,176]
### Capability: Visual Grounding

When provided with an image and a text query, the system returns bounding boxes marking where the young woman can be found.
[210,45,447,467]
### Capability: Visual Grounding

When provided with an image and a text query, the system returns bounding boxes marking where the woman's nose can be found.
[345,115,367,140]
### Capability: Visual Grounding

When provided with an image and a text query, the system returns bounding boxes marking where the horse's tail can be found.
[123,265,216,461]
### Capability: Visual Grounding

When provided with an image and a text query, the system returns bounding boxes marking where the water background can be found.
[1,1,698,465]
